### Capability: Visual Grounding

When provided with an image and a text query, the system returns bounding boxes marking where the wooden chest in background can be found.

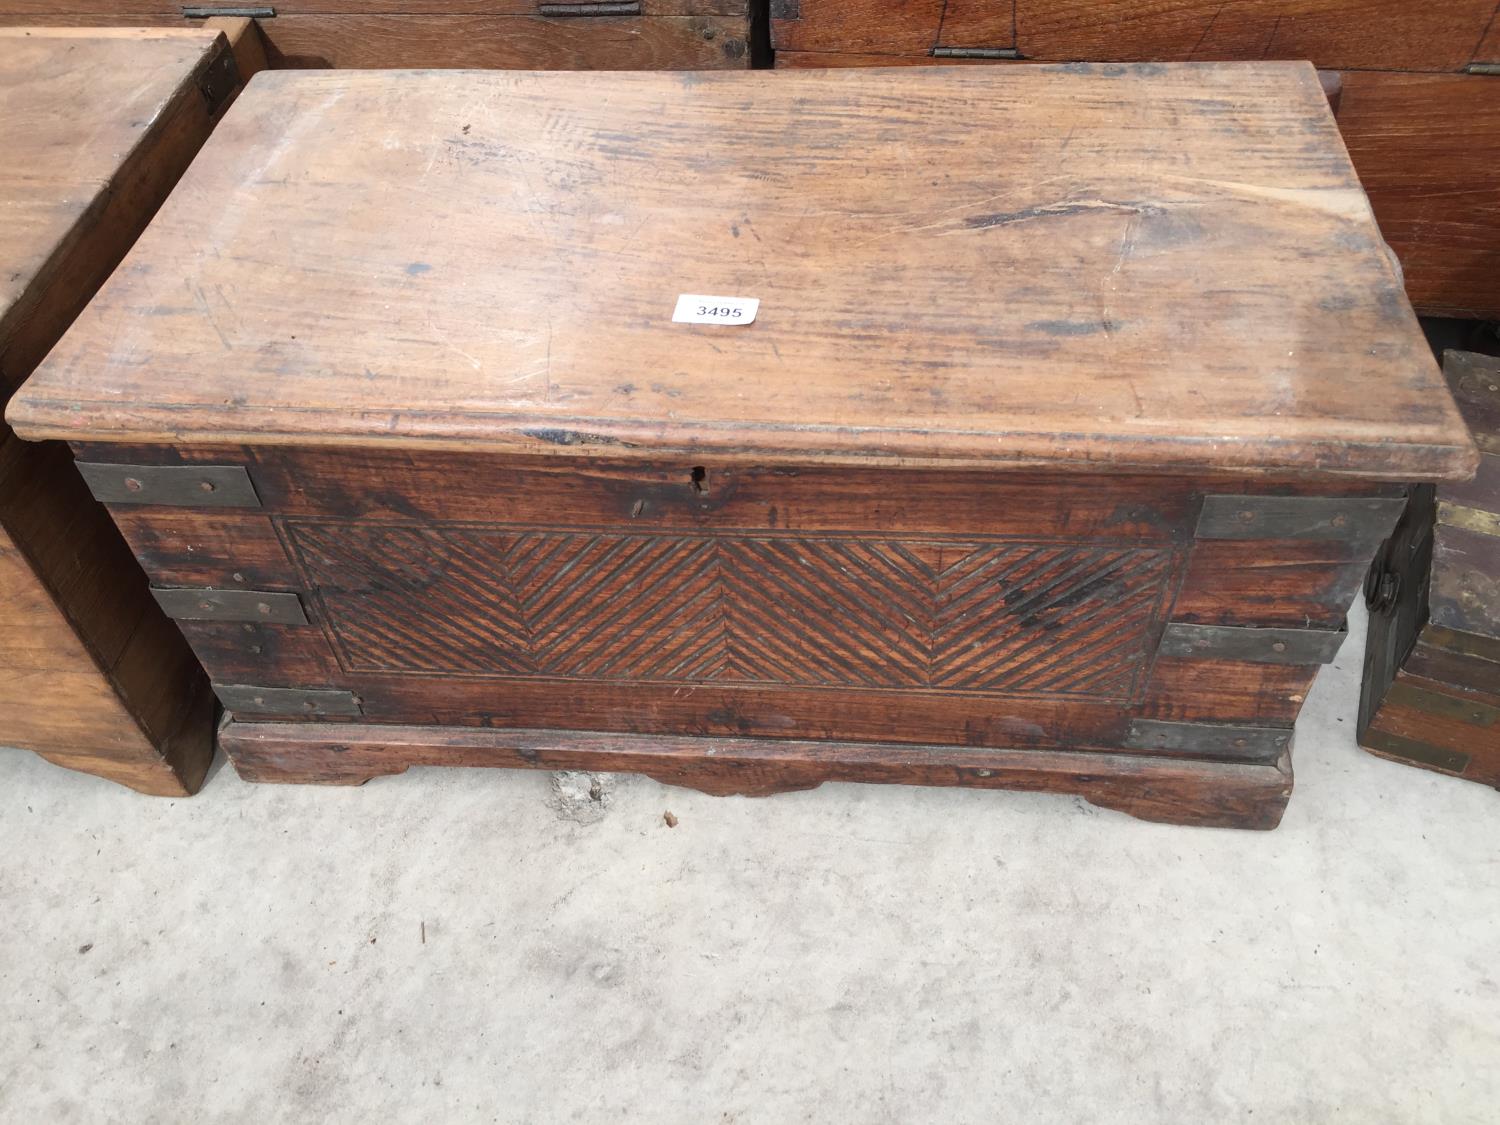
[772,1,1500,320]
[0,1,754,69]
[1361,351,1500,789]
[0,27,233,794]
[7,65,1477,827]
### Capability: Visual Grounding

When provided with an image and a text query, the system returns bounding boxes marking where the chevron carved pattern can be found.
[285,522,1177,702]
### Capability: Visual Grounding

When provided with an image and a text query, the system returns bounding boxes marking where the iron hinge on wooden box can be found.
[931,47,1021,59]
[538,3,641,16]
[181,6,275,16]
[76,463,261,508]
[1466,62,1500,75]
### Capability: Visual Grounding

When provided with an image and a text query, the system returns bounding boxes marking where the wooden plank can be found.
[221,718,1297,829]
[0,11,752,68]
[1013,0,1496,72]
[0,430,212,794]
[10,65,1474,482]
[773,0,1495,70]
[1337,70,1500,319]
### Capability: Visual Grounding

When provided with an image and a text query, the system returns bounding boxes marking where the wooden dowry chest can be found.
[7,65,1477,827]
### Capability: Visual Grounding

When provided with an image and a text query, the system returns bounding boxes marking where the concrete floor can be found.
[1,603,1497,1124]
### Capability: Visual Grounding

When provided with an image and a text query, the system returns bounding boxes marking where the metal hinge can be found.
[215,684,362,717]
[1466,62,1500,75]
[1158,621,1347,665]
[77,463,261,508]
[196,46,241,116]
[538,2,640,15]
[181,6,275,16]
[931,47,1021,59]
[153,588,308,625]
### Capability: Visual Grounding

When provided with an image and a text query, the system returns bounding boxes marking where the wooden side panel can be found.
[0,431,211,794]
[1337,71,1500,320]
[1013,0,1496,72]
[0,12,752,69]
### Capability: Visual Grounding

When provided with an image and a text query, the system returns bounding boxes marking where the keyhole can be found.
[690,466,708,496]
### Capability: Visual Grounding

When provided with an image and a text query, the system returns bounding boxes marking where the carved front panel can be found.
[283,520,1182,704]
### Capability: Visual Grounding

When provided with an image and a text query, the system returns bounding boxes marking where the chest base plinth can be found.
[220,717,1294,830]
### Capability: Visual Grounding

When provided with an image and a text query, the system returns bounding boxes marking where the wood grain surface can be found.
[772,0,1500,70]
[221,718,1297,828]
[0,27,223,793]
[1336,71,1500,320]
[0,7,753,70]
[0,26,232,397]
[1011,0,1498,71]
[9,65,1473,482]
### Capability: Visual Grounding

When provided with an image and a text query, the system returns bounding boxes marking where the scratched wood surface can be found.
[771,0,1499,69]
[0,3,753,70]
[0,27,223,793]
[0,26,234,398]
[8,65,1474,482]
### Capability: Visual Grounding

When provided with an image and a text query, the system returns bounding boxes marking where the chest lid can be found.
[0,26,233,401]
[5,64,1477,480]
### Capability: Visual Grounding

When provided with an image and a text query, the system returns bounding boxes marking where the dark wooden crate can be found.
[1360,351,1500,789]
[8,65,1478,826]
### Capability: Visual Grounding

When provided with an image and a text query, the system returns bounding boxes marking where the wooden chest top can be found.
[0,26,231,399]
[6,63,1476,481]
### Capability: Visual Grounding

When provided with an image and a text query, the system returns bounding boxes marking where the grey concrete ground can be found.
[1,603,1497,1124]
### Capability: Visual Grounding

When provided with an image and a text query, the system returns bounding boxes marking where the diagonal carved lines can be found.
[285,522,1175,701]
[293,523,534,675]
